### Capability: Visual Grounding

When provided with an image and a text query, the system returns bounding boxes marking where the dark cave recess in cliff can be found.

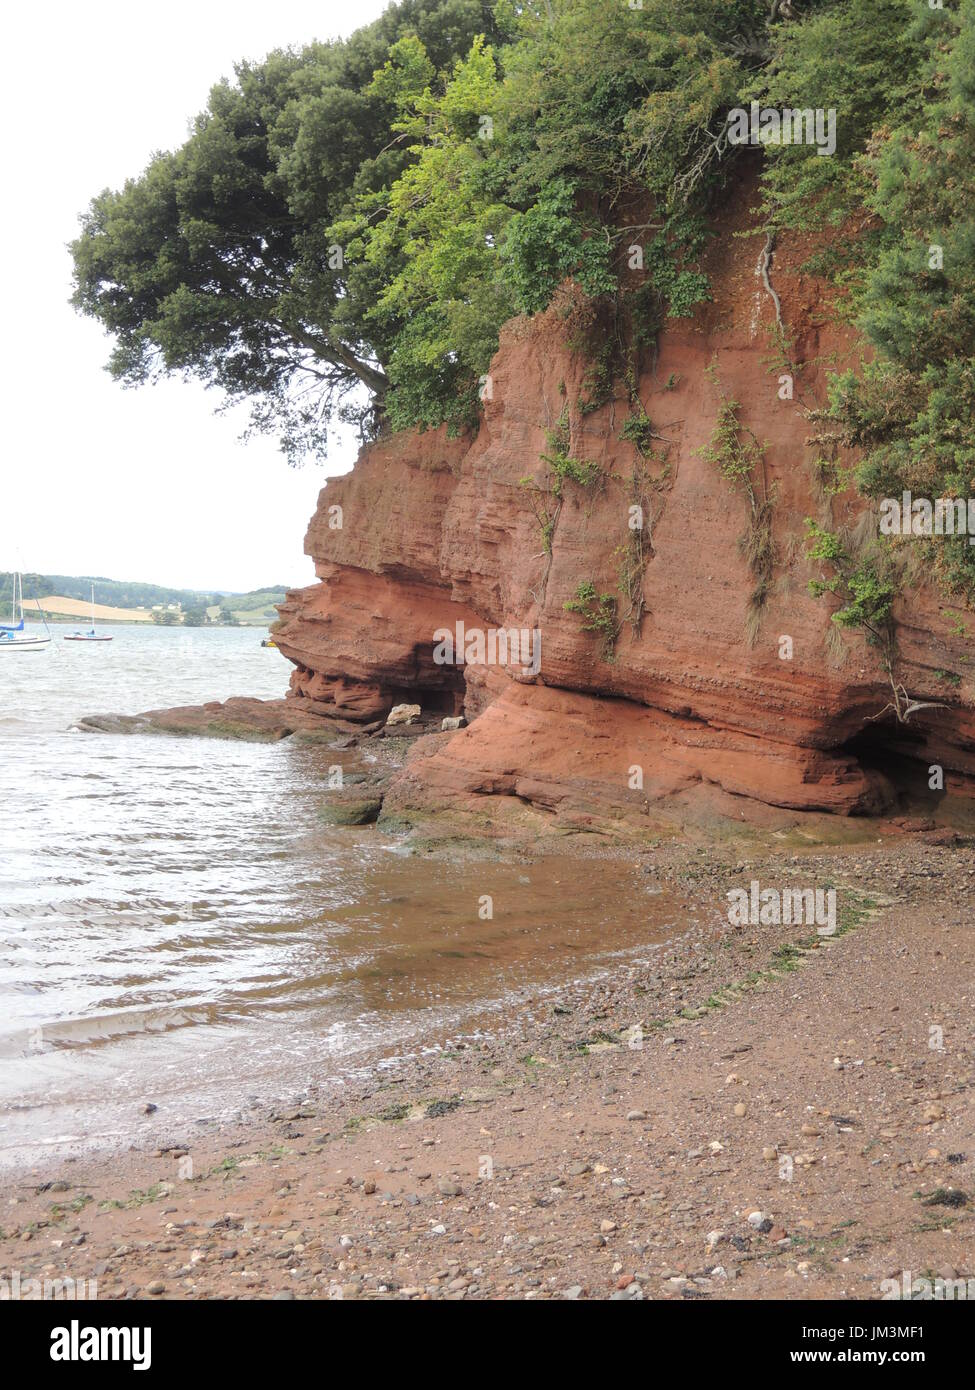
[388,686,464,717]
[839,720,943,810]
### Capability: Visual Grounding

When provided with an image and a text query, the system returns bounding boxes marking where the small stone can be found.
[146,1281,165,1295]
[141,1102,158,1116]
[600,1219,618,1234]
[437,1179,462,1197]
[626,1109,647,1122]
[386,703,421,727]
[734,1102,747,1118]
[762,1146,778,1161]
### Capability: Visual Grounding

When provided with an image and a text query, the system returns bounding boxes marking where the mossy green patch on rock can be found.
[199,720,289,743]
[319,797,383,826]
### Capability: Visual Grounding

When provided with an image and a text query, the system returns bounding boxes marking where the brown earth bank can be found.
[254,174,975,842]
[3,840,972,1302]
[78,180,975,847]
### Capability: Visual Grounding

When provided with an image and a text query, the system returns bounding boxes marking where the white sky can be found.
[1,0,389,593]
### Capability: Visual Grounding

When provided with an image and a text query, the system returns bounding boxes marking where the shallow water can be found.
[0,624,687,1166]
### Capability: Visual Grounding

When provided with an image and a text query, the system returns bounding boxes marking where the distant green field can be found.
[0,573,288,625]
[227,591,287,621]
[230,605,283,624]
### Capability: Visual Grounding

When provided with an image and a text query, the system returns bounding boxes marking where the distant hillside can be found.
[1,573,289,608]
[0,574,288,625]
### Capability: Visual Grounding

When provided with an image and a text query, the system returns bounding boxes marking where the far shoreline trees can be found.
[0,573,286,625]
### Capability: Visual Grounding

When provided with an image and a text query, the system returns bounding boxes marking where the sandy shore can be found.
[2,837,973,1301]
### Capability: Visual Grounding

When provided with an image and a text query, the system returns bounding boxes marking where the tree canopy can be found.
[72,0,504,459]
[72,0,975,566]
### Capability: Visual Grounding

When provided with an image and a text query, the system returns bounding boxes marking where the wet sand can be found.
[3,837,972,1300]
[0,848,692,1170]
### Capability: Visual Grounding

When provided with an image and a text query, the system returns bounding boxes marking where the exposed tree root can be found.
[757,232,783,332]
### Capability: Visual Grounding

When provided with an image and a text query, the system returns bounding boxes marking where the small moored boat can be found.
[0,572,51,652]
[64,582,113,641]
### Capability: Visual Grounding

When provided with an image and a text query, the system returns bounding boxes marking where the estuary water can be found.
[0,623,686,1167]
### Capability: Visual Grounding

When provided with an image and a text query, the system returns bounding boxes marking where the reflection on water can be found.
[0,626,686,1164]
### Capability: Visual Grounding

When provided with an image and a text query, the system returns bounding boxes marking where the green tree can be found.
[71,0,970,493]
[70,0,503,462]
[332,34,516,432]
[71,0,783,457]
[810,1,975,600]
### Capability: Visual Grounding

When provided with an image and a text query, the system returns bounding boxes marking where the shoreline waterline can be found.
[0,626,691,1170]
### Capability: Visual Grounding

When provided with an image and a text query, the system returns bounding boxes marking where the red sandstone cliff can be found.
[273,184,975,841]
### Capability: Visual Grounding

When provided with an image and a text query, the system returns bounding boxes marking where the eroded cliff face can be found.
[273,185,975,843]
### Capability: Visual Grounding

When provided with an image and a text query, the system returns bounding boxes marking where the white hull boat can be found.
[1,572,51,652]
[0,634,50,651]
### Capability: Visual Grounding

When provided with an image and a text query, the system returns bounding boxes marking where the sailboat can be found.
[64,581,113,642]
[0,571,51,651]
